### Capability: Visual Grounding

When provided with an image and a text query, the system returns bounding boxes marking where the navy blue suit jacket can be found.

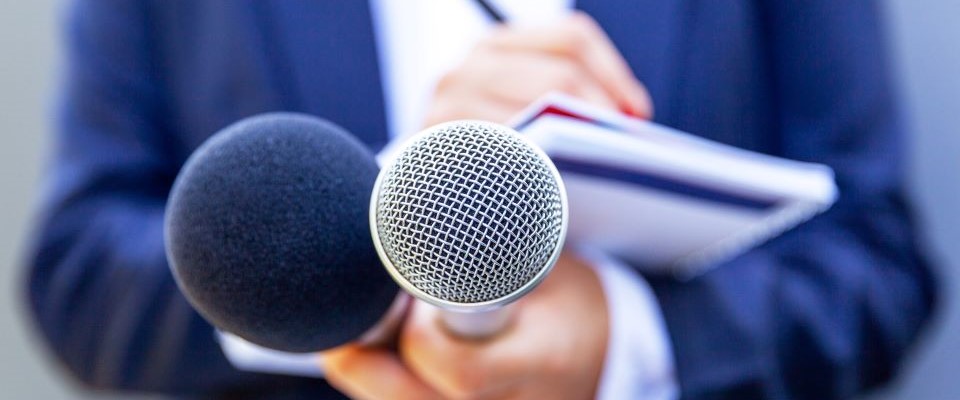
[25,1,937,399]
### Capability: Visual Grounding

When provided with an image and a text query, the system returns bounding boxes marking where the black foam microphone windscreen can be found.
[165,113,398,353]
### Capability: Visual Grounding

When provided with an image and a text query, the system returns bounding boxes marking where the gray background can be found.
[0,1,955,399]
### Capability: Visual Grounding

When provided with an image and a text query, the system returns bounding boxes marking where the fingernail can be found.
[624,98,644,118]
[631,90,653,119]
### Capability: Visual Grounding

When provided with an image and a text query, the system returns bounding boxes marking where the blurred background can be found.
[0,1,955,399]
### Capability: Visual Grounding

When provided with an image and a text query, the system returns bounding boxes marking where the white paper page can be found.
[525,116,837,203]
[562,174,765,270]
[217,332,324,377]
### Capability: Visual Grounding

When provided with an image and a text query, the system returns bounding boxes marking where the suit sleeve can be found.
[22,1,338,396]
[645,1,938,398]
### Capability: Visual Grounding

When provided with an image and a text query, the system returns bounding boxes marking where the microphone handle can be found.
[439,307,512,339]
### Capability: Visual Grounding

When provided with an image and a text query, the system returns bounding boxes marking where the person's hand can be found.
[323,343,444,400]
[398,252,609,400]
[423,12,652,128]
[322,252,609,400]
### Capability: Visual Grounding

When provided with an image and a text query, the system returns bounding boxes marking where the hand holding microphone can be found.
[325,253,610,400]
[400,253,609,400]
[326,122,610,400]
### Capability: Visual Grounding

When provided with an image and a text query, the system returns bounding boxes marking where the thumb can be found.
[322,344,443,400]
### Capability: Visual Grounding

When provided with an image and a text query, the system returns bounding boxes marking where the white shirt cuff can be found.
[216,331,325,377]
[578,247,679,400]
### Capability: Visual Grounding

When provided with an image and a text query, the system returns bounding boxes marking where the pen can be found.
[473,0,507,23]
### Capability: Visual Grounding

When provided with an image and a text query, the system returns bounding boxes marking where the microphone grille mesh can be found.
[373,121,564,304]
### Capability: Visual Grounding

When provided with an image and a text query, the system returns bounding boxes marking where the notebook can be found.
[511,93,838,277]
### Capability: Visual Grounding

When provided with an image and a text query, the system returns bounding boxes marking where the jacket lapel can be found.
[258,1,389,150]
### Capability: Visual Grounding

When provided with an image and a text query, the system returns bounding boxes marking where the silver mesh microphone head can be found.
[370,120,567,312]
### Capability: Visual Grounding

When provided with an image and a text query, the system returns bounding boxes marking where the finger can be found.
[572,78,619,111]
[567,12,654,118]
[322,345,443,400]
[400,302,530,399]
[485,13,653,118]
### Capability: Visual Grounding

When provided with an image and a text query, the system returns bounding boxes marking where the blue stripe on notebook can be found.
[550,156,781,211]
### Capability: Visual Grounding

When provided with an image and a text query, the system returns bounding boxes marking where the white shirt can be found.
[221,1,678,398]
[372,0,573,140]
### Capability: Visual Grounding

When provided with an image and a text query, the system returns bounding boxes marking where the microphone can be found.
[164,113,400,353]
[370,121,568,339]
